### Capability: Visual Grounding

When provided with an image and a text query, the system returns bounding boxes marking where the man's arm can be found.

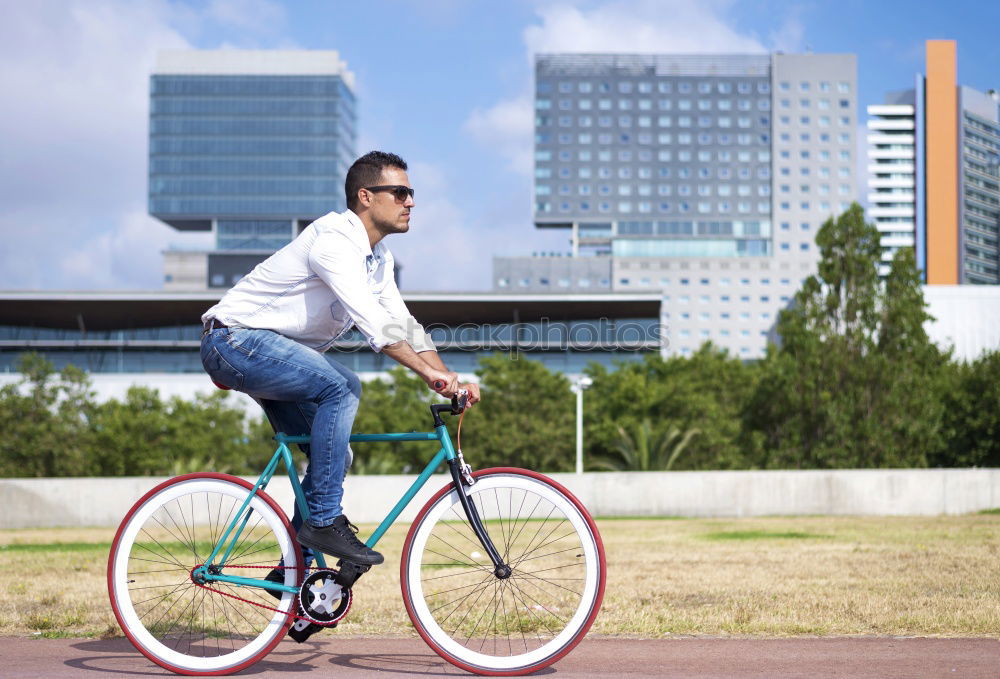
[419,350,448,372]
[381,341,459,395]
[378,264,480,404]
[416,349,481,405]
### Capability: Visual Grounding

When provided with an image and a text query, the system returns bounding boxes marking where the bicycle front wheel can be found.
[401,467,606,676]
[107,473,301,676]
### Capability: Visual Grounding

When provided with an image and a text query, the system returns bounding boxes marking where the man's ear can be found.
[356,187,371,209]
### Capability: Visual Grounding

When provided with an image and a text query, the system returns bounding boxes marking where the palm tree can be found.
[590,418,699,471]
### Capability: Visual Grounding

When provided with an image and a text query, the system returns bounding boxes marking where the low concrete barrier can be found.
[2,468,999,529]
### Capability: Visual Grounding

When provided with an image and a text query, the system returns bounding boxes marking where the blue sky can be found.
[1,0,998,291]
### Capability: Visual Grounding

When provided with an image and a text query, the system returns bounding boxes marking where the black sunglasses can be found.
[364,185,415,201]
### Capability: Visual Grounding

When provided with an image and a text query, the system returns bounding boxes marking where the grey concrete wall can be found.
[3,469,1000,530]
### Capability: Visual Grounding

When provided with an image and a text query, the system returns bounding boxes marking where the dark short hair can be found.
[345,151,408,211]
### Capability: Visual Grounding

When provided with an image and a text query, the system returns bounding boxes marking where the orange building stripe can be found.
[924,40,959,285]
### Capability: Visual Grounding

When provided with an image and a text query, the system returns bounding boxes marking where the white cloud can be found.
[387,161,484,290]
[206,0,289,37]
[385,161,569,291]
[57,209,180,290]
[523,1,767,54]
[0,1,191,289]
[462,0,774,176]
[767,11,807,54]
[0,0,289,290]
[463,95,534,174]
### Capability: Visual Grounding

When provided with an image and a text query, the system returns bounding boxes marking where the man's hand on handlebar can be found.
[427,370,459,396]
[459,382,481,407]
[428,373,481,409]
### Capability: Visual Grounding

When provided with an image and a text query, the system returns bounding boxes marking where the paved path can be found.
[1,636,998,678]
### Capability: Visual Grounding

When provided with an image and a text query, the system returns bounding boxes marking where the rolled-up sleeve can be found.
[308,232,399,352]
[378,271,436,353]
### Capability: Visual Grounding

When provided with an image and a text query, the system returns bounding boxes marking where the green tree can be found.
[0,353,94,477]
[585,346,758,470]
[88,386,264,477]
[590,417,699,471]
[351,366,438,473]
[934,350,1000,467]
[457,354,575,471]
[745,204,947,468]
[166,391,270,475]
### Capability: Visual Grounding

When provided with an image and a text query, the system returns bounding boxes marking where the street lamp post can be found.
[571,376,593,474]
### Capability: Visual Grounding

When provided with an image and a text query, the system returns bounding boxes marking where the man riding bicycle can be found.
[200,150,481,572]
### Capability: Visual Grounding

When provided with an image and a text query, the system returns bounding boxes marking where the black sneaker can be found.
[296,515,384,566]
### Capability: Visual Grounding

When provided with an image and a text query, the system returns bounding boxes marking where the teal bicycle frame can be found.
[191,421,461,598]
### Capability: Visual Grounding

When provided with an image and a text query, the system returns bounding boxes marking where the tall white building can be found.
[867,94,917,276]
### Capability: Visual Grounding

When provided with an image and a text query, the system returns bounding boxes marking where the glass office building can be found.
[509,52,858,359]
[959,88,1000,284]
[150,50,356,289]
[533,54,774,259]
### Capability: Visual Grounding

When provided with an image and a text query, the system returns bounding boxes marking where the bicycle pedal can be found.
[334,559,371,588]
[288,617,330,643]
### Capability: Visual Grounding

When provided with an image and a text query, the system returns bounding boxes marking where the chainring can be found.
[298,569,352,626]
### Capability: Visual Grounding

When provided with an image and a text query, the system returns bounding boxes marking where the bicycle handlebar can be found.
[432,381,468,414]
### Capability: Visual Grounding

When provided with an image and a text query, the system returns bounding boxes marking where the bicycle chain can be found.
[189,564,350,627]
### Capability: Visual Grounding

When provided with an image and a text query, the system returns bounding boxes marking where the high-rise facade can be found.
[499,52,858,358]
[871,40,1000,285]
[958,87,1000,284]
[867,93,917,277]
[150,50,356,290]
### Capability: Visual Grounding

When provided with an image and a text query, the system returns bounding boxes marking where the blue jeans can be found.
[200,326,362,545]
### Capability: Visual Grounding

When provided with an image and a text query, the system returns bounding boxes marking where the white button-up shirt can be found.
[202,210,434,354]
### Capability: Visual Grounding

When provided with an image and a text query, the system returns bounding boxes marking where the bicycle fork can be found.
[446,456,512,580]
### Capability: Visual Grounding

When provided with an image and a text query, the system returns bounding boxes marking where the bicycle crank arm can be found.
[447,459,511,579]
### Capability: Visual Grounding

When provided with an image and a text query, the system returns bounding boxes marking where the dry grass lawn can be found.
[2,514,999,639]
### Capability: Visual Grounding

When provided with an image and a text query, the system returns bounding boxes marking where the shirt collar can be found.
[344,209,375,258]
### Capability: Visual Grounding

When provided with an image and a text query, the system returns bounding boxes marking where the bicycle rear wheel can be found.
[107,473,301,676]
[400,467,606,676]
